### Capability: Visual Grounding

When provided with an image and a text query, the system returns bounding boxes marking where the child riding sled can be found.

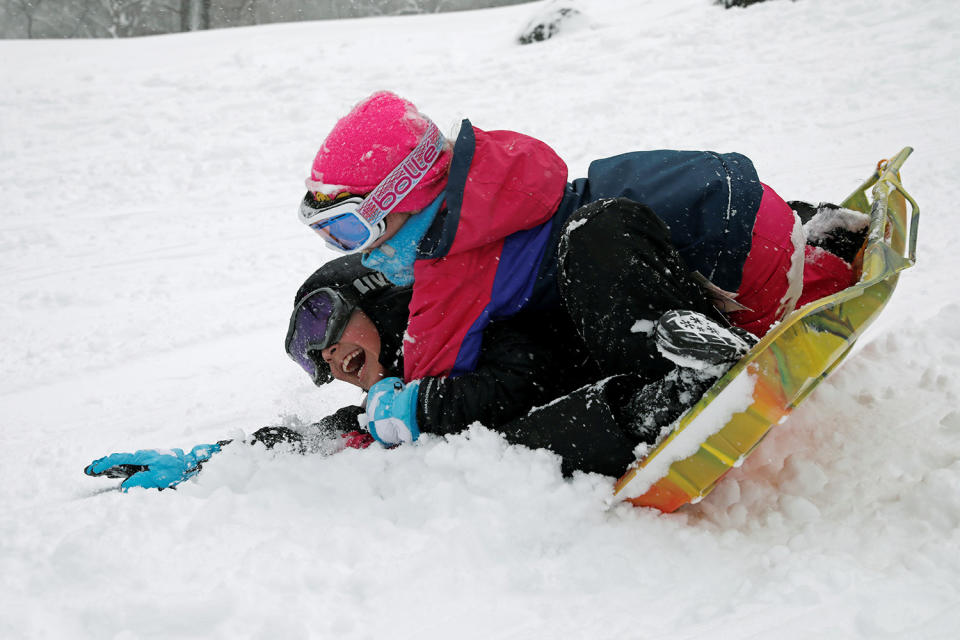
[295,91,855,446]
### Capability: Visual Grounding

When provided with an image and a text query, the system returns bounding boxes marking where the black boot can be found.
[654,309,755,369]
[623,367,719,441]
[622,310,756,441]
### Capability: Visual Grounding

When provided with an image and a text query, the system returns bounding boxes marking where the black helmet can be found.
[286,255,410,385]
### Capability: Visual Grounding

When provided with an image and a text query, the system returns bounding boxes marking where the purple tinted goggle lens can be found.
[284,288,355,385]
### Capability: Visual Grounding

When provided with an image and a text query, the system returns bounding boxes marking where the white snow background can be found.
[2,0,959,637]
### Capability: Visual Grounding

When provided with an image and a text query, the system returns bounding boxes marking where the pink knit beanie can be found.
[308,91,452,212]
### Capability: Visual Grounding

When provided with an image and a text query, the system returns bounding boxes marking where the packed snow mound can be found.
[2,0,960,637]
[517,1,590,44]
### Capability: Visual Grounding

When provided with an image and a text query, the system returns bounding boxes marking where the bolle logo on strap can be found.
[358,122,444,224]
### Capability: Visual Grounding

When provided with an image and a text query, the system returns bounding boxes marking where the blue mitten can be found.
[84,444,222,491]
[364,377,421,447]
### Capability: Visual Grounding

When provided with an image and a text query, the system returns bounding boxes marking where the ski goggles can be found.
[299,121,445,254]
[284,287,359,385]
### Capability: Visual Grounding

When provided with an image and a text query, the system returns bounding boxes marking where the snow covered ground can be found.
[2,0,959,637]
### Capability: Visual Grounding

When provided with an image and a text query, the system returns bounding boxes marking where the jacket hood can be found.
[418,121,568,260]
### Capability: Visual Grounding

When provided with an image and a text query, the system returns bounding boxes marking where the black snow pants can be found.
[557,197,723,382]
[499,198,725,477]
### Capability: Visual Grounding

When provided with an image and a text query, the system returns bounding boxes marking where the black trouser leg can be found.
[498,375,644,477]
[558,198,720,381]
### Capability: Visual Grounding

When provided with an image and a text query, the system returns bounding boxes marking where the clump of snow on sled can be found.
[803,205,870,244]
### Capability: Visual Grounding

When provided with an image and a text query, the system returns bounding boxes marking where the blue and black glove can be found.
[84,443,223,491]
[363,377,421,447]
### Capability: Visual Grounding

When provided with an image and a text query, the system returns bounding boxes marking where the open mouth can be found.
[341,347,366,378]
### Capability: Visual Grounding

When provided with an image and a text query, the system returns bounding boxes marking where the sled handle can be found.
[881,172,919,265]
[871,147,919,268]
[852,147,918,283]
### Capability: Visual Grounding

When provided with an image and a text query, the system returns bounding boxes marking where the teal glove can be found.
[84,444,222,491]
[364,377,421,447]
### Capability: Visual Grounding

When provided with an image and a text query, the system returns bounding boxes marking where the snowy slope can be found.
[2,0,959,637]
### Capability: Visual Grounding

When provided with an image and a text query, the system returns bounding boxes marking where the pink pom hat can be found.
[307,91,453,213]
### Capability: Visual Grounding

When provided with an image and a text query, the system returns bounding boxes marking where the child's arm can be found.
[83,409,372,491]
[414,314,594,437]
[359,311,593,447]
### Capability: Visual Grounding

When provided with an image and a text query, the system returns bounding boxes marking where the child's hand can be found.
[84,444,221,491]
[363,377,421,447]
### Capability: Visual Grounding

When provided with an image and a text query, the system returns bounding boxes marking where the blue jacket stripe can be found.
[450,222,552,376]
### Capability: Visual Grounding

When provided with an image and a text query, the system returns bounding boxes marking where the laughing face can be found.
[320,308,386,391]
